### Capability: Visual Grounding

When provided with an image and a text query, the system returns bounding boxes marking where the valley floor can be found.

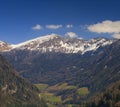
[35,83,89,107]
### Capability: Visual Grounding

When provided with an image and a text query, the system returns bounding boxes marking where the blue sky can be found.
[0,0,120,44]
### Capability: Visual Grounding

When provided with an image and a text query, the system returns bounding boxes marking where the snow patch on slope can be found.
[12,33,59,49]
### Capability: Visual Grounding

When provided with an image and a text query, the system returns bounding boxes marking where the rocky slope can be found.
[0,54,47,107]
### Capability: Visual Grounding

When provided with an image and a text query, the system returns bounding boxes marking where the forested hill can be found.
[89,80,120,107]
[0,55,47,107]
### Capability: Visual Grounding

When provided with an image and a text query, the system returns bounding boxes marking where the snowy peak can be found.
[0,41,12,51]
[12,33,59,49]
[83,38,113,54]
[0,34,114,54]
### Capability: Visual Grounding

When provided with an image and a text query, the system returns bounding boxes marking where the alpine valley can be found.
[0,34,120,107]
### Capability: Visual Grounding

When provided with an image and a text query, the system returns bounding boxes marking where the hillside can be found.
[0,55,47,107]
[89,80,120,107]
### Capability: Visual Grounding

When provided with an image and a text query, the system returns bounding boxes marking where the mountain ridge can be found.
[0,34,114,54]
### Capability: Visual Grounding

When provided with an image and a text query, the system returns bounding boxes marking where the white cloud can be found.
[87,20,120,39]
[112,33,120,39]
[32,24,42,30]
[66,24,73,28]
[88,20,120,34]
[65,32,78,38]
[46,25,62,29]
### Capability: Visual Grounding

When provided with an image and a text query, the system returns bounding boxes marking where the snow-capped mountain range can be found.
[0,34,113,54]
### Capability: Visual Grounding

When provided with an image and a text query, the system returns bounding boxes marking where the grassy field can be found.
[41,93,61,103]
[41,93,62,107]
[47,82,76,91]
[77,87,89,95]
[35,83,48,91]
[35,83,89,107]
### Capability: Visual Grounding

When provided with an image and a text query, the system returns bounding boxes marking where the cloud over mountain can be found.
[112,33,120,39]
[65,32,78,38]
[87,20,120,39]
[32,24,42,30]
[46,25,62,29]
